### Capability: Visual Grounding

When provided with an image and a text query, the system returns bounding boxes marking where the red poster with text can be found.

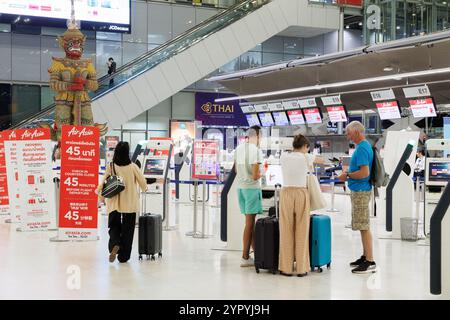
[192,140,219,180]
[58,126,100,240]
[0,132,9,215]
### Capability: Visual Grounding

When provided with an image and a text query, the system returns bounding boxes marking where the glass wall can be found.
[364,0,450,44]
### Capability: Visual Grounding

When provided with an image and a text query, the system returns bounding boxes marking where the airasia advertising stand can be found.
[53,126,100,241]
[0,132,9,217]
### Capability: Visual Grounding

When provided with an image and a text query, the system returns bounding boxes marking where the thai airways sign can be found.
[195,93,248,126]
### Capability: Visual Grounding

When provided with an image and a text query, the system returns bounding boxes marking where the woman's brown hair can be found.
[292,134,310,150]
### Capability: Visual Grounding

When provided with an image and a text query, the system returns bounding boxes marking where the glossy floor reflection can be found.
[0,193,446,300]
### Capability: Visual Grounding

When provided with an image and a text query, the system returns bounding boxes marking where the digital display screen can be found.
[326,105,348,123]
[428,162,450,182]
[287,110,305,125]
[272,111,289,126]
[303,108,322,124]
[258,112,275,127]
[409,98,437,118]
[246,114,261,127]
[0,0,131,32]
[376,101,401,120]
[143,158,165,176]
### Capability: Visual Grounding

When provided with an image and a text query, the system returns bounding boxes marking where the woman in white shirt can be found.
[279,134,321,277]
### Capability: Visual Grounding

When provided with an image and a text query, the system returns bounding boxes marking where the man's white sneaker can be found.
[240,257,255,267]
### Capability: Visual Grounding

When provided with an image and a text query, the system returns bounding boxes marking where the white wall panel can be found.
[172,51,201,87]
[216,27,242,61]
[159,58,188,93]
[128,76,158,110]
[144,66,172,102]
[199,35,227,70]
[229,20,255,54]
[113,83,144,120]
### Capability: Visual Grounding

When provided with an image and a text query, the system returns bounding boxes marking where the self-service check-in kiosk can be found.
[140,138,175,231]
[377,130,419,239]
[423,139,450,239]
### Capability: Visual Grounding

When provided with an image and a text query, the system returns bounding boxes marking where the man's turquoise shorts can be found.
[237,188,263,215]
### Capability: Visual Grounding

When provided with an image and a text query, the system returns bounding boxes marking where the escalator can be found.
[11,0,340,131]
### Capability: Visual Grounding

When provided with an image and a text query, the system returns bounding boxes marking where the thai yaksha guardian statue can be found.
[46,2,107,142]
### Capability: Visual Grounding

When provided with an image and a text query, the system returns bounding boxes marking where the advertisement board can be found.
[326,106,348,123]
[15,129,56,231]
[0,0,131,33]
[192,140,219,180]
[3,130,21,223]
[409,98,437,118]
[0,132,9,216]
[58,125,100,241]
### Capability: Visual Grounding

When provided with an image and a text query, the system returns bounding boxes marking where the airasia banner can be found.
[0,132,9,215]
[3,130,21,223]
[15,129,56,231]
[59,126,100,241]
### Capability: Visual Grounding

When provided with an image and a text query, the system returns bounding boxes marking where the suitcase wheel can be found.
[138,255,143,261]
[146,255,151,260]
[158,252,162,258]
[271,270,277,275]
[255,267,260,274]
[318,267,323,273]
[327,263,331,269]
[151,255,156,261]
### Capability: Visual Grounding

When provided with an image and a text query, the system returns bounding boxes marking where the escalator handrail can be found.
[10,0,270,130]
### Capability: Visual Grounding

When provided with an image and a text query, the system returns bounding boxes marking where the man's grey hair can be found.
[346,121,365,134]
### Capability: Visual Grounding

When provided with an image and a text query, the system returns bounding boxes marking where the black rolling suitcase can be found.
[254,184,281,274]
[138,192,162,261]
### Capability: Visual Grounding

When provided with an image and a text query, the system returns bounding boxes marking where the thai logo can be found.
[201,102,234,114]
[201,102,213,114]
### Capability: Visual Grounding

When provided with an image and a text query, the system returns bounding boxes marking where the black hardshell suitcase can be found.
[138,192,162,261]
[254,184,281,274]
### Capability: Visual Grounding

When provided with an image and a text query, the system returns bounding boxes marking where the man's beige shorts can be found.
[350,191,372,231]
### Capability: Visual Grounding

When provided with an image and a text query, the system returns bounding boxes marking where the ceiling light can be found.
[213,67,450,103]
[396,26,401,30]
[345,25,350,29]
[383,66,394,72]
[358,22,362,26]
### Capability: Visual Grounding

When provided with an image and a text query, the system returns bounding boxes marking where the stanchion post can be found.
[327,172,339,213]
[186,180,199,237]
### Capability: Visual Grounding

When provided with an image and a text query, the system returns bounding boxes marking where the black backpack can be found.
[370,147,390,188]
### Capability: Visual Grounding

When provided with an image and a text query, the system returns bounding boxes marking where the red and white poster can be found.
[0,132,9,216]
[14,128,56,231]
[192,140,219,180]
[376,101,401,120]
[3,130,21,223]
[58,126,100,241]
[326,106,348,123]
[105,136,120,149]
[409,98,437,118]
[303,108,322,124]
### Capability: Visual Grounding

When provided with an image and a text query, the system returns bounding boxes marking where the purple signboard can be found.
[195,92,248,126]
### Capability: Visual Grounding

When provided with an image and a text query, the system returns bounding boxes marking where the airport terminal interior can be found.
[1,0,450,300]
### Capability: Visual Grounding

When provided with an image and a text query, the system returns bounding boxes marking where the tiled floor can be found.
[0,193,446,300]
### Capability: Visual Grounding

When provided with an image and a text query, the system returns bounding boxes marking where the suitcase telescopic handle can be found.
[274,183,281,218]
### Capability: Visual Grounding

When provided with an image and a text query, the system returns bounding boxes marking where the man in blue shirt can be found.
[338,121,377,274]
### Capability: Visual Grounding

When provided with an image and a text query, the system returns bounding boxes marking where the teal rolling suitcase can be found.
[309,214,331,272]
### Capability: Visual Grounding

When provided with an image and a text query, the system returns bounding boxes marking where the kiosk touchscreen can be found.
[143,157,167,177]
[425,158,450,186]
[140,138,174,230]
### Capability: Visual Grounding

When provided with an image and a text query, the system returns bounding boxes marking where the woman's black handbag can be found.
[101,163,125,198]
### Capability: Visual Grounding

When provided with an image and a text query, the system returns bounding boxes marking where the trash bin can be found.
[400,217,419,241]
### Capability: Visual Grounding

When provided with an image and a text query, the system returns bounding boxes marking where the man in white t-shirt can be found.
[234,126,263,267]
